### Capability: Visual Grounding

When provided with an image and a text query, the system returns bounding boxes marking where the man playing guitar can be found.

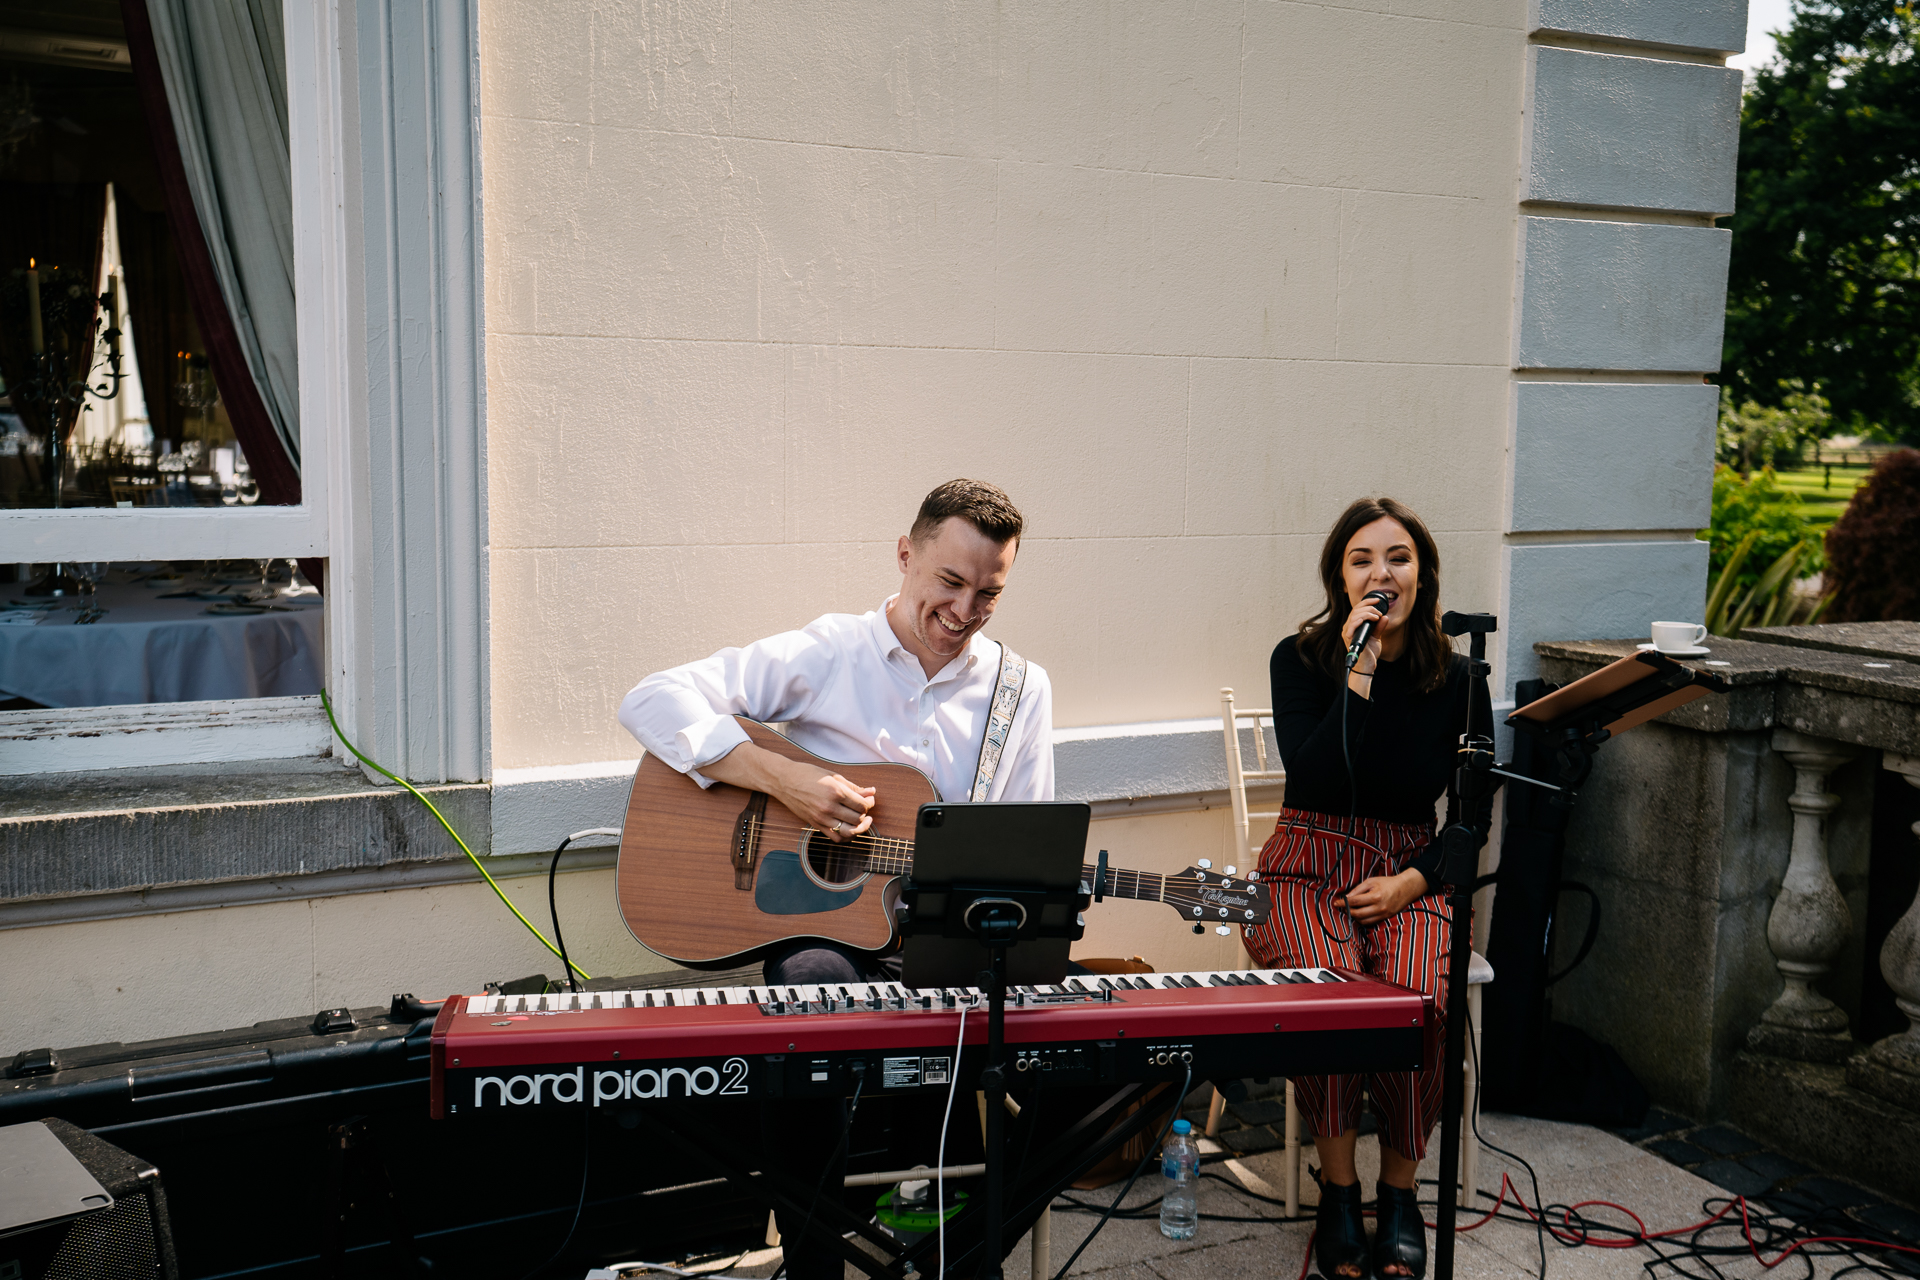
[617,478,1052,1278]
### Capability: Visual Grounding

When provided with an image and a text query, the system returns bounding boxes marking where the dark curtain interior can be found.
[0,182,108,447]
[119,0,300,512]
[115,205,190,450]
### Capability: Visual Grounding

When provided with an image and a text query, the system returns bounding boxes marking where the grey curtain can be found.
[142,0,299,467]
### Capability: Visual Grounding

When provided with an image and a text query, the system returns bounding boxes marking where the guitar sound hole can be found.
[802,833,868,887]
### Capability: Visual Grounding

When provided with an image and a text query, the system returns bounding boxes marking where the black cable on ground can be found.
[519,1106,592,1280]
[1049,1063,1190,1280]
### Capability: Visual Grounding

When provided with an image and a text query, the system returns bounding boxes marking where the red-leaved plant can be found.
[1823,448,1920,623]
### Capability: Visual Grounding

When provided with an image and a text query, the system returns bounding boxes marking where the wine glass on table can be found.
[74,562,106,622]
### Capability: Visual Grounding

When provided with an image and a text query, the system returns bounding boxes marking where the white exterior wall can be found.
[479,0,1527,773]
[2,0,1751,1051]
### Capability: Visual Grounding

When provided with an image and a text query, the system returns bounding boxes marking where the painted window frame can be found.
[0,0,357,775]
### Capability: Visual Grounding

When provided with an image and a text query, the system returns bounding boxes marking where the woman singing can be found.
[1244,497,1491,1280]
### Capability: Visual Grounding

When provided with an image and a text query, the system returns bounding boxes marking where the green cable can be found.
[320,689,592,983]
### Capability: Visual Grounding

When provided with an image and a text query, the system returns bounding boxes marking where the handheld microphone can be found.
[1344,590,1394,670]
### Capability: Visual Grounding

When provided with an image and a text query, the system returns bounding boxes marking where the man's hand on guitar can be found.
[702,741,876,842]
[783,766,876,843]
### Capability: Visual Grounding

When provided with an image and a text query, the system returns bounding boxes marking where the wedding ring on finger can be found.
[832,821,844,835]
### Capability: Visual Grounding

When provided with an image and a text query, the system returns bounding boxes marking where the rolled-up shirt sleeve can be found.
[617,626,834,788]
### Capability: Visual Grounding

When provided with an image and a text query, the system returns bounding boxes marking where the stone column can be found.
[1750,728,1860,1061]
[1851,753,1920,1110]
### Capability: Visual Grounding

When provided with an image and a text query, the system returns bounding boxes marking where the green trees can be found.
[1721,1,1920,442]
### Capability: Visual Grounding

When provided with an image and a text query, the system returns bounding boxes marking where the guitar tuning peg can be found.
[1197,859,1212,870]
[1224,865,1238,876]
[1214,925,1232,935]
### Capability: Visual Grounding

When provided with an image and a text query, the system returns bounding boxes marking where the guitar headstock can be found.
[1161,865,1270,929]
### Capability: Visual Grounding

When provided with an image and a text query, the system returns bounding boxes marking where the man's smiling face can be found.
[889,517,1018,677]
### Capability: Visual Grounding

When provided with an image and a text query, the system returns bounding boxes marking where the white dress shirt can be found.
[618,595,1054,802]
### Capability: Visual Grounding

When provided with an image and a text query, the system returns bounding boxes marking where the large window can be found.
[0,0,341,767]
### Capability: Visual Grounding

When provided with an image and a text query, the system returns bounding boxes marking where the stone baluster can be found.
[1751,729,1859,1060]
[1852,753,1920,1110]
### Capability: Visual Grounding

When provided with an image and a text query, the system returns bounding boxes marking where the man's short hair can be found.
[910,479,1024,546]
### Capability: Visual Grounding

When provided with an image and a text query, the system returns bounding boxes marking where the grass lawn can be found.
[1767,463,1872,532]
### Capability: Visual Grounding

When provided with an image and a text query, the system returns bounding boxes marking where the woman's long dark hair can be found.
[1297,497,1451,693]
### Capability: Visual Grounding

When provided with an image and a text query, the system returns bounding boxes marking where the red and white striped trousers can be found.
[1242,807,1452,1160]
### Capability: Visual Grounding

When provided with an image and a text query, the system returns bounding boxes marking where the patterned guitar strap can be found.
[969,643,1029,802]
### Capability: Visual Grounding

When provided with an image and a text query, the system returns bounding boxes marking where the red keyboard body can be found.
[430,968,1429,1120]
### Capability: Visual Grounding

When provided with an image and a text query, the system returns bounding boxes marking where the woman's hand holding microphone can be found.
[1341,588,1393,697]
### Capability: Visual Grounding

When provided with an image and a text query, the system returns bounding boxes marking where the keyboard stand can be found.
[633,1079,1169,1280]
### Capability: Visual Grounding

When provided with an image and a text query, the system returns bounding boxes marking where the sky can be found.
[1727,0,1799,74]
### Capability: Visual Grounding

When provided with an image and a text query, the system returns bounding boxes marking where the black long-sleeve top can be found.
[1269,634,1494,889]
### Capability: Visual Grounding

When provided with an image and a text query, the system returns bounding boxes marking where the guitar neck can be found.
[841,843,1164,904]
[1081,862,1165,904]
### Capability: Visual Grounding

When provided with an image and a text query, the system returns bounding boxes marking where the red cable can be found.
[1299,1171,1920,1279]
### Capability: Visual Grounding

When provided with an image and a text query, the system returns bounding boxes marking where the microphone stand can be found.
[1430,611,1499,1280]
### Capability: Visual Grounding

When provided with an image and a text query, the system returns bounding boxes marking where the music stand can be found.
[1429,641,1729,1280]
[898,801,1091,1280]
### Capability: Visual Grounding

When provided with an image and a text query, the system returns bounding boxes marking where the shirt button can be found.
[921,738,930,747]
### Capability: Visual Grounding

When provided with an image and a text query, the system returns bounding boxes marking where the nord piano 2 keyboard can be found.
[431,968,1430,1120]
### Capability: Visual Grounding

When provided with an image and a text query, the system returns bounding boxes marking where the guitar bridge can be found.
[733,791,769,890]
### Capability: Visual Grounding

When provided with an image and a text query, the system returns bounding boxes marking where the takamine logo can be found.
[471,1057,751,1107]
[1198,888,1251,907]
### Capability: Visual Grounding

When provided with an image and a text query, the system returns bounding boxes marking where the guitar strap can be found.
[969,642,1028,802]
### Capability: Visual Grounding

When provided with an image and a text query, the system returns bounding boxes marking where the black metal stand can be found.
[1430,639,1729,1279]
[897,867,1088,1280]
[980,945,1011,1280]
[1429,612,1498,1280]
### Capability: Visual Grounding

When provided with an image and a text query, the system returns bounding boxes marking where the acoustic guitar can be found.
[616,717,1272,968]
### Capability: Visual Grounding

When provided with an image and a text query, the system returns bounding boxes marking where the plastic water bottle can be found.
[1159,1118,1199,1239]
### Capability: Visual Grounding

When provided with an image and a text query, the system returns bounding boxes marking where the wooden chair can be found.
[1220,688,1285,863]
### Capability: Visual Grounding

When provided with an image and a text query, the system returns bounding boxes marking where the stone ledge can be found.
[1535,635,1920,752]
[1728,1050,1920,1207]
[1,758,489,901]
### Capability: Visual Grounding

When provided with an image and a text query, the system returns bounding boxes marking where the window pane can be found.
[0,558,323,710]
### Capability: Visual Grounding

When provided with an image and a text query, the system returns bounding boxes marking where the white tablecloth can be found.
[0,577,325,708]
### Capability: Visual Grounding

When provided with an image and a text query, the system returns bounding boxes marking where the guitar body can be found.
[616,719,937,968]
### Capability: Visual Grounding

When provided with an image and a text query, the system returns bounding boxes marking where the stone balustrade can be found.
[1529,621,1920,1204]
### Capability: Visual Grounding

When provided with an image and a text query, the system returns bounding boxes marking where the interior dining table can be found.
[0,570,324,708]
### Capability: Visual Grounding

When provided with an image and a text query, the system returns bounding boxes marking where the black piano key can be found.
[1178,975,1201,988]
[1315,971,1344,982]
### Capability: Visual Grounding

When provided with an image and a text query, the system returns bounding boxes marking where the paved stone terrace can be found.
[677,1087,1920,1280]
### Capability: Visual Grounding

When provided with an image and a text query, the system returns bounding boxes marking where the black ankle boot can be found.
[1372,1183,1426,1280]
[1315,1179,1368,1279]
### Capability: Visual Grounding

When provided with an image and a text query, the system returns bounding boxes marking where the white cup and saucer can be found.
[1637,621,1710,659]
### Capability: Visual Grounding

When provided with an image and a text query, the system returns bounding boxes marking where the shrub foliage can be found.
[1823,448,1920,621]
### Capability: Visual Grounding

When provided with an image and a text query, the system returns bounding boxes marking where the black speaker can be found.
[0,1118,178,1280]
